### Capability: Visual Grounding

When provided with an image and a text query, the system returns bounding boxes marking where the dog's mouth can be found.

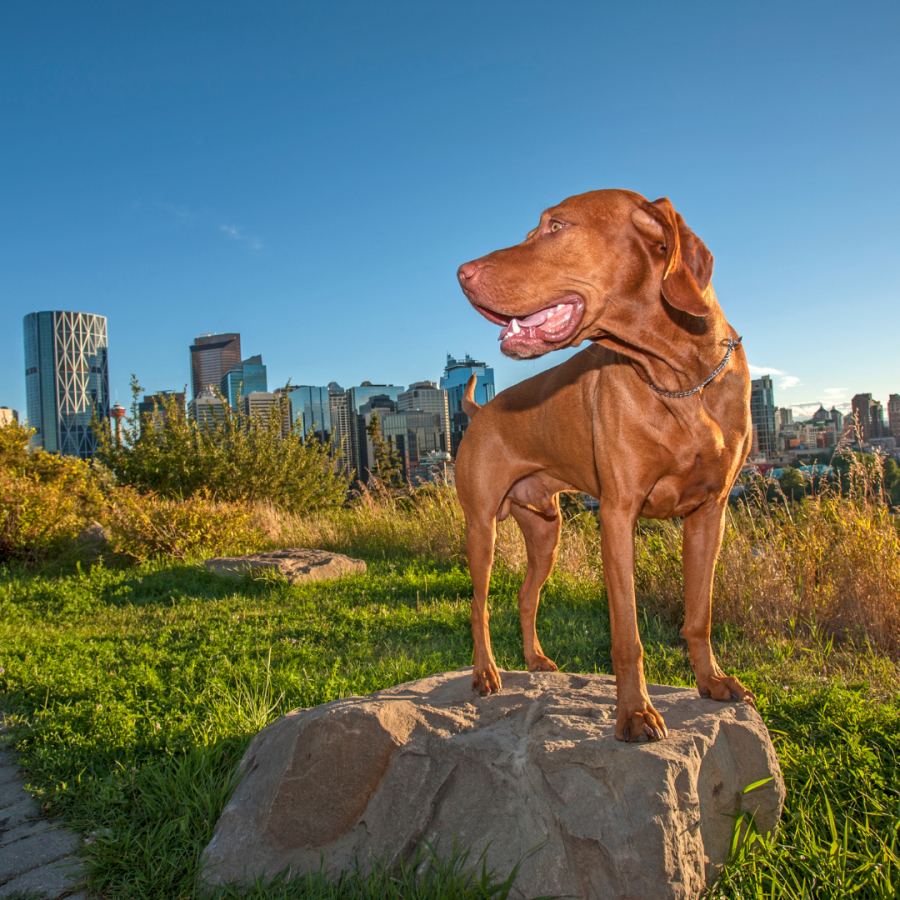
[473,296,584,354]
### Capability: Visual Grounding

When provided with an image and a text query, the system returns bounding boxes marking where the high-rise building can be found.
[241,391,277,421]
[380,409,450,483]
[888,394,900,443]
[346,383,405,478]
[328,387,352,472]
[749,375,775,460]
[398,381,450,453]
[221,355,267,408]
[138,391,186,434]
[358,394,399,479]
[851,393,884,442]
[188,390,226,431]
[190,333,241,399]
[288,385,333,441]
[829,407,844,432]
[23,311,109,459]
[440,354,495,456]
[0,408,19,426]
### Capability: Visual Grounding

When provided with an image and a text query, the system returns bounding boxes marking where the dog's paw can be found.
[615,702,668,743]
[472,665,502,696]
[526,653,558,673]
[697,674,756,706]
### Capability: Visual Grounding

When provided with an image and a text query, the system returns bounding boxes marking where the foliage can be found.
[0,559,897,898]
[105,488,264,562]
[777,465,806,502]
[0,418,103,560]
[364,413,404,489]
[94,377,348,513]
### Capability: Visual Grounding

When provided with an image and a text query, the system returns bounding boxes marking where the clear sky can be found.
[2,1,898,420]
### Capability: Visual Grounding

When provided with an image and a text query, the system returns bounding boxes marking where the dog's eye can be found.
[550,222,564,233]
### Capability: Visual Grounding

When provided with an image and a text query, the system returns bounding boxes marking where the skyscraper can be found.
[23,311,109,459]
[889,394,900,443]
[398,381,450,453]
[288,385,333,442]
[221,355,267,407]
[851,393,884,442]
[346,383,405,477]
[749,375,775,459]
[440,354,495,456]
[190,333,241,399]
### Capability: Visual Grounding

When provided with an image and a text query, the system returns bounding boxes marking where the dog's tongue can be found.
[499,304,569,341]
[517,309,551,327]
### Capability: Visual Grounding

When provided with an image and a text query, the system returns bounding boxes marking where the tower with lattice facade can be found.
[23,311,109,459]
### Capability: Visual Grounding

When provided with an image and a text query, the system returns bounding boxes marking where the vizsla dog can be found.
[455,188,754,742]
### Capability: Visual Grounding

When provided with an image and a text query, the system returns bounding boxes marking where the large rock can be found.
[201,670,784,899]
[205,548,366,584]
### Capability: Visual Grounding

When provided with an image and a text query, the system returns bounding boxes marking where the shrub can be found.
[105,488,264,562]
[94,377,349,513]
[0,419,103,561]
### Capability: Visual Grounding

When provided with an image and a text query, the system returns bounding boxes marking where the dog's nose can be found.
[457,261,480,285]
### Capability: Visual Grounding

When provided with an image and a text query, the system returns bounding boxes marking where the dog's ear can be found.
[631,198,714,317]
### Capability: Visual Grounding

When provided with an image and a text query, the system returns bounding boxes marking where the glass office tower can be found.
[440,354,495,456]
[24,311,109,459]
[220,355,268,407]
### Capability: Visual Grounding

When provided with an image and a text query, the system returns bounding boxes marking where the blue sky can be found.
[2,1,898,419]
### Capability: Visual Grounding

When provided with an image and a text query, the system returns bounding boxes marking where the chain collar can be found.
[646,336,742,399]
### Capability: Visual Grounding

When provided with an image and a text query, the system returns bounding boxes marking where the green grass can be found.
[1,557,899,899]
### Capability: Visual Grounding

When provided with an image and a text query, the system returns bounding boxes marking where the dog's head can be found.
[457,189,716,360]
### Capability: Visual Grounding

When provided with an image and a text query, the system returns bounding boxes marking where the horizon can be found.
[2,2,898,424]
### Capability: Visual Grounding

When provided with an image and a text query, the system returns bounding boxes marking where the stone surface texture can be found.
[201,670,785,899]
[205,548,366,584]
[0,719,86,899]
[75,520,110,556]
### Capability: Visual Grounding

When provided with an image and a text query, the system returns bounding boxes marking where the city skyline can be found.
[2,4,898,421]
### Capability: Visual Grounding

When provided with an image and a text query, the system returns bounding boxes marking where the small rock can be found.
[200,670,785,899]
[76,521,110,556]
[205,549,366,585]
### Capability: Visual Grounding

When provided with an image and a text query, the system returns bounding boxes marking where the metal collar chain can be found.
[647,336,743,399]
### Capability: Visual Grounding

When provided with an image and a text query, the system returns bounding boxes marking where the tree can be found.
[93,377,349,513]
[778,466,806,502]
[365,414,405,489]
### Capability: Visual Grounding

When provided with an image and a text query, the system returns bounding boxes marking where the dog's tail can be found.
[462,374,481,419]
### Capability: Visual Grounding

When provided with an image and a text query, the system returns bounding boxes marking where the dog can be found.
[454,189,754,742]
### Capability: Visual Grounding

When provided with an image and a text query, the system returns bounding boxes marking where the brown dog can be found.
[455,188,754,742]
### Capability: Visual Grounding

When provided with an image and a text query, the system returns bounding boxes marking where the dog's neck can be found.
[591,287,735,395]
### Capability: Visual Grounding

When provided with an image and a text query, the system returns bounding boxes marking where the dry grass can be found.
[252,463,900,658]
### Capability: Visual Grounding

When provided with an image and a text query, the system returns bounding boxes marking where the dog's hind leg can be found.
[465,513,502,695]
[509,502,561,672]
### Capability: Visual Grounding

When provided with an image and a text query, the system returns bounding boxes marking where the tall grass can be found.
[256,463,900,658]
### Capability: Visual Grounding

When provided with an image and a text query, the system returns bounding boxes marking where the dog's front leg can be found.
[599,504,668,741]
[682,501,756,705]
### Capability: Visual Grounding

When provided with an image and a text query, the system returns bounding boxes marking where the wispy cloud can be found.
[219,223,263,250]
[779,375,800,390]
[790,400,852,419]
[153,201,263,250]
[747,363,786,376]
[822,387,848,400]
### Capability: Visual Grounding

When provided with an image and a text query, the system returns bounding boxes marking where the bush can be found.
[0,419,103,561]
[105,488,264,561]
[95,377,349,513]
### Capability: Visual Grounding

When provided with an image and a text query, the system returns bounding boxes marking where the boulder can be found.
[75,521,110,557]
[201,670,784,899]
[204,549,366,584]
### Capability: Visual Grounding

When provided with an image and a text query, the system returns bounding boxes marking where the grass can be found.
[1,552,899,899]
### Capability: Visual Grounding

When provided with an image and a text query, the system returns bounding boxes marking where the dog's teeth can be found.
[556,304,564,311]
[511,319,521,334]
